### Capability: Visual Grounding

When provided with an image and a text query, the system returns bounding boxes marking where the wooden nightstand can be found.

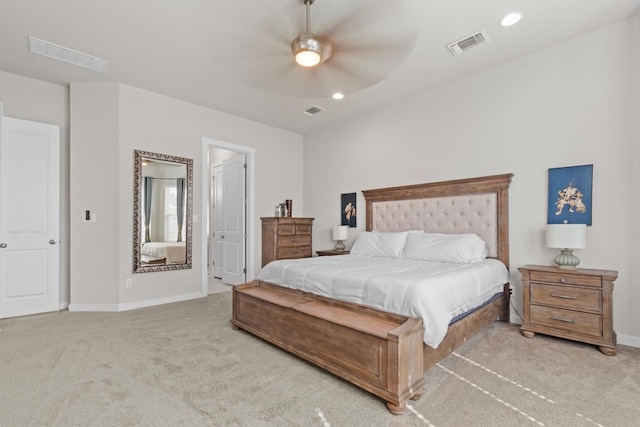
[519,264,618,355]
[316,250,350,256]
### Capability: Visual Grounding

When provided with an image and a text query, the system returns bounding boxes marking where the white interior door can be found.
[221,154,246,285]
[212,163,224,278]
[0,116,60,319]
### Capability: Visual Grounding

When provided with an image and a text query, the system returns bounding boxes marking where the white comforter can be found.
[141,242,186,264]
[257,254,509,348]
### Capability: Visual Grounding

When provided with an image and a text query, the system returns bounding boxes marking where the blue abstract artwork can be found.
[547,164,593,225]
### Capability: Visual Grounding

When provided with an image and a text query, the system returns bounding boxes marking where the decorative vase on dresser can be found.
[518,264,618,355]
[261,217,314,267]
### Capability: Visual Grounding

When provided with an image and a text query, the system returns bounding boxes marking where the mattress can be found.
[257,254,509,348]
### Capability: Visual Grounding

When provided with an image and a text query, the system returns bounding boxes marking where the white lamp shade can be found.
[332,225,348,241]
[546,224,587,249]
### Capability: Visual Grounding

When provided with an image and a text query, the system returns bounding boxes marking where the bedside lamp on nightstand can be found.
[546,221,586,269]
[332,225,348,251]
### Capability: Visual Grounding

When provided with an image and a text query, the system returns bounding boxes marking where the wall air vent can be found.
[446,30,489,56]
[304,105,324,116]
[28,36,108,72]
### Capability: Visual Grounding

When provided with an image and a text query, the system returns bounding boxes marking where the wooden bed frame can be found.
[231,173,513,414]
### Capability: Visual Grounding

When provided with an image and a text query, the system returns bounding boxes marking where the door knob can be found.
[49,239,57,245]
[0,243,6,248]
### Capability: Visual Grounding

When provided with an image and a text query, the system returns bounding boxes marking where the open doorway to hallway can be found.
[201,138,255,294]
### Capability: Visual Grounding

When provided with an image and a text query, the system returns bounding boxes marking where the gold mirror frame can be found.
[133,150,193,273]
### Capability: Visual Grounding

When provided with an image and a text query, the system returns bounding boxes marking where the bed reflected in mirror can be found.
[133,150,193,273]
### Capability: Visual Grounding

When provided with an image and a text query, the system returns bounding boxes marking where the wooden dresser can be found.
[261,217,314,267]
[519,264,618,355]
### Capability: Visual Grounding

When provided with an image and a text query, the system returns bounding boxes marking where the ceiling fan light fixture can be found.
[291,32,323,67]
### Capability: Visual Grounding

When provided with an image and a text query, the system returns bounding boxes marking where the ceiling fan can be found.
[222,0,421,99]
[290,0,332,67]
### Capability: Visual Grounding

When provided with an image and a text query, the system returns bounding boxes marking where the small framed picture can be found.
[341,192,356,228]
[547,164,593,225]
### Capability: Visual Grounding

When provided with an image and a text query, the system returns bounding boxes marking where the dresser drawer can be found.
[278,224,312,235]
[278,235,311,247]
[294,224,311,235]
[277,246,312,259]
[529,271,602,288]
[530,283,601,312]
[530,305,602,337]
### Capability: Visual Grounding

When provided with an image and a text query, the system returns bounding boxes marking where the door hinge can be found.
[243,268,246,274]
[243,163,247,169]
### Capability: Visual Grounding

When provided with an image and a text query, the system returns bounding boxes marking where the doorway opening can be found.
[201,138,255,294]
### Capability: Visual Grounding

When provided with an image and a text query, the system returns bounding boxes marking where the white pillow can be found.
[350,231,416,258]
[402,233,487,263]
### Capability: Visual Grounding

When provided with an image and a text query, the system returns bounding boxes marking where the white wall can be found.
[0,71,70,307]
[69,82,303,309]
[303,17,640,346]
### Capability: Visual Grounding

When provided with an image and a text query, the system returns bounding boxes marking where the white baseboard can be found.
[68,302,121,312]
[617,333,640,349]
[68,291,206,312]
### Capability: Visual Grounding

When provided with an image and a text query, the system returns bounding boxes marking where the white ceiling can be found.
[1,0,639,135]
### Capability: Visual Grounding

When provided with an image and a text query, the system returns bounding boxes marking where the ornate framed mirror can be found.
[133,150,193,273]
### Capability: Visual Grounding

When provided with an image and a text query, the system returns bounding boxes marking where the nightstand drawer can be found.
[529,271,602,288]
[277,246,312,259]
[530,305,602,337]
[278,235,311,247]
[530,283,601,312]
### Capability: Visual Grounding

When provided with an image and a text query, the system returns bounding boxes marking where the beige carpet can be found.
[1,291,639,426]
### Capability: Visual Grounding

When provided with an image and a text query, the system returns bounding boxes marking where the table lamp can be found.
[332,225,348,251]
[546,221,587,269]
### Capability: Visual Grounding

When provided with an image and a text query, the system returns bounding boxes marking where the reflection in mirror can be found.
[133,150,193,273]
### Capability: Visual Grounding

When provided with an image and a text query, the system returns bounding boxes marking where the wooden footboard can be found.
[231,280,426,414]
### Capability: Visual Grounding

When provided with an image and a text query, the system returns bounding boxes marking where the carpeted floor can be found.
[1,291,639,426]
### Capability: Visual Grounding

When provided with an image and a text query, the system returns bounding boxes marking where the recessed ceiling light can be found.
[332,92,344,100]
[28,36,108,73]
[500,12,523,27]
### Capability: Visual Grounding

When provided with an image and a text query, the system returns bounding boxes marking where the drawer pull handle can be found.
[550,293,577,300]
[551,316,576,324]
[559,278,567,283]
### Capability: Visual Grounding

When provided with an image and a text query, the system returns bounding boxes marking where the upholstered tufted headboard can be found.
[362,174,513,269]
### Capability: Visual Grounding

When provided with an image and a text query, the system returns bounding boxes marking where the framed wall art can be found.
[547,164,593,225]
[341,192,357,228]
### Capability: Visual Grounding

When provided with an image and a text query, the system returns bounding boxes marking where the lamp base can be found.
[334,240,345,251]
[554,248,580,270]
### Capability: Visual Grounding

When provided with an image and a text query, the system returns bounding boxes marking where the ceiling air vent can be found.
[304,105,324,116]
[446,30,489,56]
